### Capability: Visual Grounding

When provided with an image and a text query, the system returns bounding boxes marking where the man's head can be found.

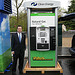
[17,25,22,33]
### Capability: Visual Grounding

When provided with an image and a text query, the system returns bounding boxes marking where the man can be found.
[11,25,26,74]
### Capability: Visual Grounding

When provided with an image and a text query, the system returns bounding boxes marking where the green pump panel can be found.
[24,0,60,67]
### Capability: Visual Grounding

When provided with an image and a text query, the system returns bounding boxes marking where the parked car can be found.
[69,35,75,57]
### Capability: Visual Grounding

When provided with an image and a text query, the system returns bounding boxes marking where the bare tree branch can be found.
[15,0,18,8]
[18,0,24,9]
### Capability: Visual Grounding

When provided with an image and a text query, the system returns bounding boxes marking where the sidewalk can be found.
[58,47,71,57]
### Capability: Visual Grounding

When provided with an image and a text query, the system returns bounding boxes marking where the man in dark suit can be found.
[11,25,26,74]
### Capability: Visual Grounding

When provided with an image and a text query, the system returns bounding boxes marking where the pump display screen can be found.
[36,27,50,51]
[40,32,45,37]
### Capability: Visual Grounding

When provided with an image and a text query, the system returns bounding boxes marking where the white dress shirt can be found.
[17,32,22,40]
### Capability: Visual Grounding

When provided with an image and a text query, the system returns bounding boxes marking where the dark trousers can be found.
[12,50,25,72]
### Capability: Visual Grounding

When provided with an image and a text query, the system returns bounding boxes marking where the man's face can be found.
[17,27,22,33]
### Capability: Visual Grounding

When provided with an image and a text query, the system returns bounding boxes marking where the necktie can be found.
[19,33,21,42]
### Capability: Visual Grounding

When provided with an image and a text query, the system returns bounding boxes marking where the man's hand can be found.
[12,51,15,54]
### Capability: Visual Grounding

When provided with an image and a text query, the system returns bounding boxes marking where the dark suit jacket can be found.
[11,32,26,54]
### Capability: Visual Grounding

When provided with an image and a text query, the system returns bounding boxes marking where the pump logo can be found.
[33,57,53,61]
[31,2,37,6]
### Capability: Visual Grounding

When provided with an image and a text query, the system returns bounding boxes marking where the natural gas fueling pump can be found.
[24,0,60,67]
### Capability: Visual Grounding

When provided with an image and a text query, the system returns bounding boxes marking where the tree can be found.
[10,12,27,32]
[10,0,27,32]
[65,0,75,30]
[59,0,75,30]
[58,8,66,18]
[10,16,17,32]
[68,0,75,13]
[12,0,25,25]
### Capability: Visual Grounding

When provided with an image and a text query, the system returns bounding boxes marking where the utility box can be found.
[0,0,12,72]
[24,0,60,68]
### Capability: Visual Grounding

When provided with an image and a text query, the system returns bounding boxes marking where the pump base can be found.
[23,60,63,74]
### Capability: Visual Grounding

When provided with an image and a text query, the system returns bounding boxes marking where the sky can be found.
[25,0,71,11]
[12,0,71,16]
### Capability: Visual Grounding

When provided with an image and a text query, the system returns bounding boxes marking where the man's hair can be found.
[17,25,22,28]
